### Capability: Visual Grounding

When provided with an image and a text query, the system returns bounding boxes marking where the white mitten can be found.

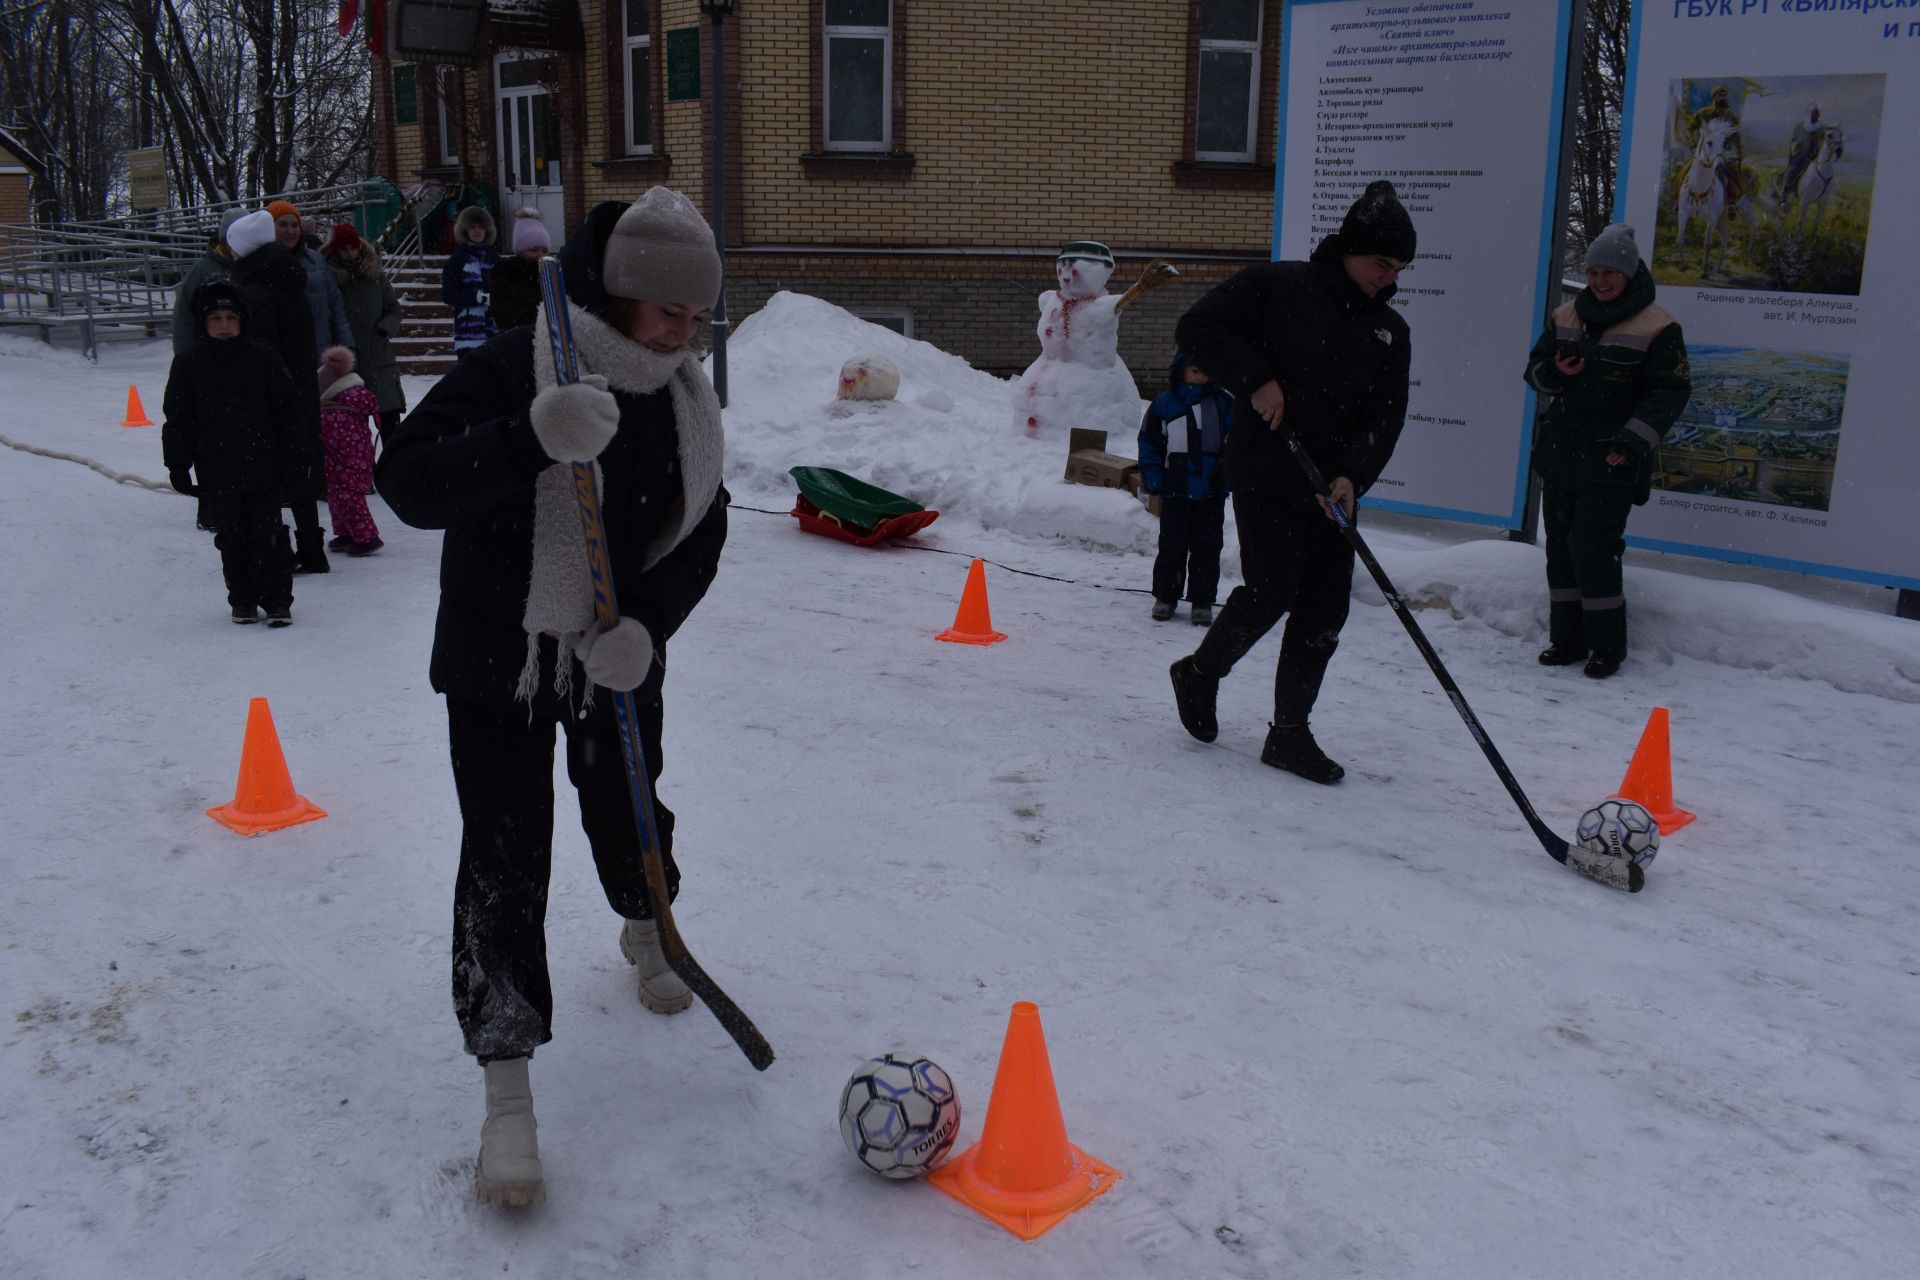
[529,374,618,462]
[577,616,654,691]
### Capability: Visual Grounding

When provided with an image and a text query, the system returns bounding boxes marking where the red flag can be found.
[337,0,358,38]
[368,0,386,55]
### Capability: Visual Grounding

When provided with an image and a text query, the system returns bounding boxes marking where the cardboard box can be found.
[1062,428,1140,491]
[1063,428,1158,514]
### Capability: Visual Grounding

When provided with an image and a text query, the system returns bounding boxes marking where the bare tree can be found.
[1566,0,1631,271]
[1,0,372,222]
[0,0,134,219]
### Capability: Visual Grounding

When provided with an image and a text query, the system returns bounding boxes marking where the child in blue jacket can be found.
[440,205,499,355]
[1138,353,1233,624]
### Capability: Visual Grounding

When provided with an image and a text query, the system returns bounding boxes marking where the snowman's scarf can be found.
[515,301,724,709]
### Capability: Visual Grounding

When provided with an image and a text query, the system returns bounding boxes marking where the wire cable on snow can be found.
[728,501,1156,596]
[0,434,177,492]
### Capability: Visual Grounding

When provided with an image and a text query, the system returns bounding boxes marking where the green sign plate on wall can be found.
[393,64,419,125]
[667,27,701,102]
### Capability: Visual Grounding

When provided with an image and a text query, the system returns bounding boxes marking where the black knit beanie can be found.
[558,200,634,315]
[1337,180,1417,262]
[191,275,246,325]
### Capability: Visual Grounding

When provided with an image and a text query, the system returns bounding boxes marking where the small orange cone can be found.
[119,386,154,428]
[1616,706,1696,836]
[928,1001,1120,1240]
[207,698,327,836]
[935,557,1007,646]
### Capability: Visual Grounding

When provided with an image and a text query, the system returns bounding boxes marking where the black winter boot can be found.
[1583,648,1624,679]
[293,543,330,575]
[1169,656,1220,743]
[1538,642,1587,666]
[1260,723,1345,784]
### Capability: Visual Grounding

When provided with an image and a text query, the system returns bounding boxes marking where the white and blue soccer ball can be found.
[838,1054,961,1179]
[1576,797,1660,867]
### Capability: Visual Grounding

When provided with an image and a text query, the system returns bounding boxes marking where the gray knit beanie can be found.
[1584,224,1641,277]
[602,186,722,308]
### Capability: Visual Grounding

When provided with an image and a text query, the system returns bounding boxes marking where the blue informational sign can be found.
[1613,2,1918,590]
[1274,0,1577,529]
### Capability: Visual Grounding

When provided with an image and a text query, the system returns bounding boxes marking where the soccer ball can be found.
[1576,797,1660,867]
[838,1054,961,1179]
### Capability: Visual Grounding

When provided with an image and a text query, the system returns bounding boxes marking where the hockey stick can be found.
[538,257,778,1066]
[1276,426,1641,893]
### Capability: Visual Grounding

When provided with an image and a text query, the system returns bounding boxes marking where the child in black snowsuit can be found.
[1138,353,1234,625]
[162,277,304,626]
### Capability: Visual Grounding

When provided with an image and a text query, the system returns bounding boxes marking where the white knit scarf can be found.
[516,300,725,706]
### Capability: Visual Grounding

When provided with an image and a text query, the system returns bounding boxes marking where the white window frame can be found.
[435,66,460,167]
[823,0,891,153]
[1195,2,1262,163]
[854,307,913,338]
[623,0,654,156]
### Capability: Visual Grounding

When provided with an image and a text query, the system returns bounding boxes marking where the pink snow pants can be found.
[320,386,382,545]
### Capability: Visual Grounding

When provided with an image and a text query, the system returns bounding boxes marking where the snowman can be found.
[1013,241,1179,440]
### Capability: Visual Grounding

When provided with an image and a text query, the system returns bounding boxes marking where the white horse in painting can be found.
[1789,124,1845,234]
[1674,118,1736,275]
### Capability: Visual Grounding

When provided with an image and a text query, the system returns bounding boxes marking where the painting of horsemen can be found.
[1651,74,1884,297]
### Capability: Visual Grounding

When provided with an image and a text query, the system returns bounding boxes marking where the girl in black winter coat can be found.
[225,209,331,574]
[377,188,728,1209]
[161,276,304,625]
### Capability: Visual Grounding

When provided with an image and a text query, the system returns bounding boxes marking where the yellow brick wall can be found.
[737,1,1276,254]
[377,3,1274,256]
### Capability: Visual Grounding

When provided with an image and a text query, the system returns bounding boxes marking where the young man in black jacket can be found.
[1168,180,1416,784]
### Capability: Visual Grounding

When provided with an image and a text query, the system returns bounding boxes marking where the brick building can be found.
[373,0,1280,385]
[0,127,37,226]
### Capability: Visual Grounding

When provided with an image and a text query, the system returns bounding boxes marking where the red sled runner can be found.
[789,466,939,546]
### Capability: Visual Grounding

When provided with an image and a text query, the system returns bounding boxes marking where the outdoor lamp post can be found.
[698,0,736,406]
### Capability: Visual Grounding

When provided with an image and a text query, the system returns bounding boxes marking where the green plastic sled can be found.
[789,467,926,525]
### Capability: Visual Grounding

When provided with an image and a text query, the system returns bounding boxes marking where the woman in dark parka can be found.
[377,188,727,1210]
[225,209,330,574]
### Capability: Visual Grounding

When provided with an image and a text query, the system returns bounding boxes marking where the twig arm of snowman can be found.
[1114,260,1181,311]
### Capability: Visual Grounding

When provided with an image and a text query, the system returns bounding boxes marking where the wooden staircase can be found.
[389,255,458,377]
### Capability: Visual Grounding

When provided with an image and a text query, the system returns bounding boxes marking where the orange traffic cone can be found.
[936,557,1007,646]
[119,386,154,428]
[207,698,327,836]
[1616,706,1696,836]
[928,1001,1120,1240]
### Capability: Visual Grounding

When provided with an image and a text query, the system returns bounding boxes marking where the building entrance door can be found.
[495,52,565,240]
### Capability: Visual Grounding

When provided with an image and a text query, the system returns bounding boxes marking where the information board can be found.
[1613,0,1920,589]
[1277,0,1575,527]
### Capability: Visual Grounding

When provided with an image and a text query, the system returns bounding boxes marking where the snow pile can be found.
[719,291,1160,559]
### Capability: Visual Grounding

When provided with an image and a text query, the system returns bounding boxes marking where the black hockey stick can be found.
[538,257,778,1064]
[1277,426,1641,893]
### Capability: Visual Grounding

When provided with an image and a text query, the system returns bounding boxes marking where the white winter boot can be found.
[475,1057,546,1207]
[620,917,693,1014]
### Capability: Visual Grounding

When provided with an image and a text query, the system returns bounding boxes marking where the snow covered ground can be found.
[2,302,1918,1279]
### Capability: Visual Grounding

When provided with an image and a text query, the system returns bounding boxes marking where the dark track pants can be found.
[204,492,292,612]
[1152,494,1227,607]
[1192,489,1356,726]
[1542,487,1633,653]
[446,684,679,1062]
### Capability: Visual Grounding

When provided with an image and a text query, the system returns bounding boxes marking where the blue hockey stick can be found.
[538,257,777,1064]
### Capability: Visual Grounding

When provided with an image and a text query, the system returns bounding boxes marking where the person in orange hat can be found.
[268,198,355,359]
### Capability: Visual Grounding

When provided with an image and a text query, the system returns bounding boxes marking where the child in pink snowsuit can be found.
[317,346,384,555]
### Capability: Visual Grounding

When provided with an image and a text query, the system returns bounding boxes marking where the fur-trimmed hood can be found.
[325,239,383,283]
[454,205,498,246]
